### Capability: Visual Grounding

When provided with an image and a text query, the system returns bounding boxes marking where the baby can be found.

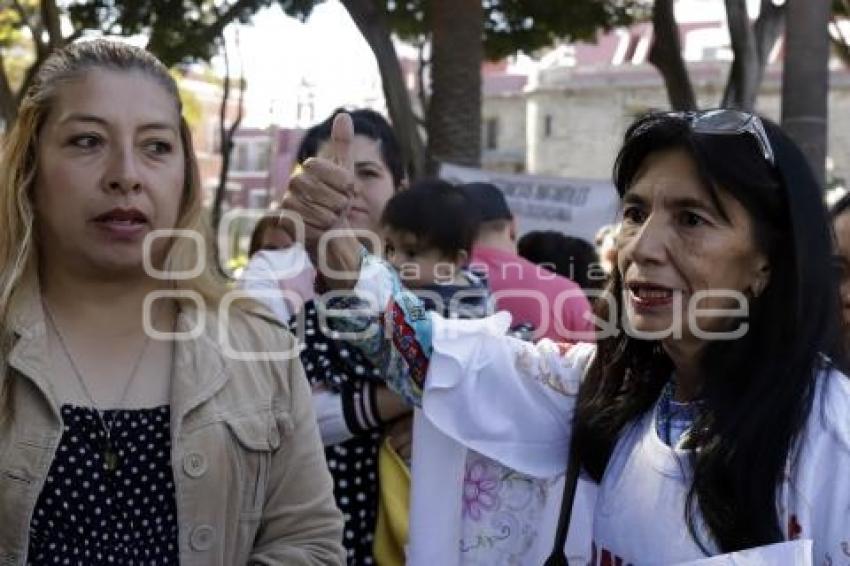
[380,178,489,319]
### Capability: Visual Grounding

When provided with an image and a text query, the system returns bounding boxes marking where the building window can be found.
[230,140,271,172]
[233,143,250,171]
[544,114,554,138]
[248,188,268,210]
[485,118,499,150]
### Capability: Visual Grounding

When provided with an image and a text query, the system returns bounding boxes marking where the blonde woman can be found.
[0,40,344,565]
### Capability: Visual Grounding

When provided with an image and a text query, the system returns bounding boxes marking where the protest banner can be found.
[440,163,620,244]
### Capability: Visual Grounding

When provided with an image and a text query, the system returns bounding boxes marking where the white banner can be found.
[439,163,620,244]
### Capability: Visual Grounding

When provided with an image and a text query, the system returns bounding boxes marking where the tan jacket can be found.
[0,283,345,565]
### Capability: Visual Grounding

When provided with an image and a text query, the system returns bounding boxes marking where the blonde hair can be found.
[0,40,230,406]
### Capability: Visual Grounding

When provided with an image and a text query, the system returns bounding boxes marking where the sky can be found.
[214,2,396,128]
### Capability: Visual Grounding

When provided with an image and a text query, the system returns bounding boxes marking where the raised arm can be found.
[322,253,595,477]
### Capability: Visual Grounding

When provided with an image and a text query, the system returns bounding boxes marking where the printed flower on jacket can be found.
[462,459,501,521]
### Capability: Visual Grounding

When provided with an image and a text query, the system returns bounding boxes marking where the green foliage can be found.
[0,8,24,48]
[65,0,294,65]
[348,0,643,61]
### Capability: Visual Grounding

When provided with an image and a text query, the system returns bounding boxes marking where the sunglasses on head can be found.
[632,109,775,166]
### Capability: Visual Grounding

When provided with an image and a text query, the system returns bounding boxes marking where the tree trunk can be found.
[41,0,65,52]
[782,0,830,187]
[212,35,245,277]
[722,0,759,109]
[648,0,697,111]
[722,0,785,109]
[341,0,426,181]
[426,0,484,171]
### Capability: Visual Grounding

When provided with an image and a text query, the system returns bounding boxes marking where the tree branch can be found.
[722,0,759,109]
[416,37,430,122]
[341,0,426,179]
[12,0,47,61]
[40,0,65,51]
[191,0,258,56]
[648,0,697,110]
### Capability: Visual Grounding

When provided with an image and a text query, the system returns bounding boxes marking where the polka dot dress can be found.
[27,405,179,565]
[294,300,382,565]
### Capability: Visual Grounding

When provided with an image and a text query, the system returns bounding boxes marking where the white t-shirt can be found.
[592,368,850,564]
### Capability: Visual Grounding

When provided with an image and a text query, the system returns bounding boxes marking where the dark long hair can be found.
[572,113,843,553]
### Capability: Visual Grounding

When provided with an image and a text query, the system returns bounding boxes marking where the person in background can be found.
[831,192,850,353]
[248,213,295,257]
[0,39,344,566]
[241,213,315,324]
[381,179,487,313]
[461,182,594,342]
[517,230,605,294]
[243,108,411,565]
[594,223,620,274]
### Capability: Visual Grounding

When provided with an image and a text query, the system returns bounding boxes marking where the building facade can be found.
[482,12,850,187]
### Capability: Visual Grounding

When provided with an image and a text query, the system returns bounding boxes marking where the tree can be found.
[782,0,831,186]
[722,0,784,110]
[830,0,850,66]
[283,0,636,177]
[0,0,294,123]
[648,0,696,110]
[648,0,785,111]
[211,29,246,263]
[0,0,73,124]
[339,0,427,178]
[425,0,483,170]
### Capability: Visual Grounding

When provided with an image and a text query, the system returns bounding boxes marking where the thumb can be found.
[330,112,355,172]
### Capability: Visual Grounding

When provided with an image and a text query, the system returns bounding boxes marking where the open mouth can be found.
[626,281,676,306]
[92,207,149,239]
[93,208,148,226]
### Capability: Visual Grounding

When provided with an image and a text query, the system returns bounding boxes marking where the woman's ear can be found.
[750,259,771,298]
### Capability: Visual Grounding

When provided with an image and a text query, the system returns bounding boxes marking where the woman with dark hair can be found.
[244,108,411,565]
[283,110,850,565]
[831,193,850,352]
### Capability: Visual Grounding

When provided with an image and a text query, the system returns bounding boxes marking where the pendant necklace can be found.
[43,301,151,473]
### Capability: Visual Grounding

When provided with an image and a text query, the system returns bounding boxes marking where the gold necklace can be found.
[42,301,151,473]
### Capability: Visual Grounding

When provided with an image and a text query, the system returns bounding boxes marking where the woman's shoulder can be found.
[190,302,297,365]
[222,305,296,352]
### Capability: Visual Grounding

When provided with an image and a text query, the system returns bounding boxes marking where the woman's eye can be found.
[622,206,647,224]
[145,140,173,155]
[69,134,102,150]
[680,211,707,227]
[358,169,380,179]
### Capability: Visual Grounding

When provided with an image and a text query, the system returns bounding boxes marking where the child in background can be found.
[380,179,489,320]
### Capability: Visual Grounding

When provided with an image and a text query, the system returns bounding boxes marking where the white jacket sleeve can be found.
[425,313,595,478]
[311,389,354,446]
[240,251,293,324]
[239,247,315,325]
